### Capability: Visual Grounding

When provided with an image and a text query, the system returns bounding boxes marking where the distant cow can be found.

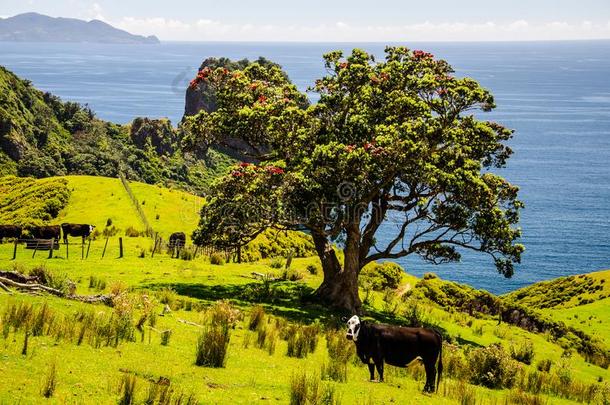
[0,225,22,242]
[61,223,95,244]
[29,225,61,242]
[168,232,186,248]
[345,315,443,392]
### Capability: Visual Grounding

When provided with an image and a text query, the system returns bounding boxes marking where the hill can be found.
[0,13,159,44]
[0,245,609,403]
[507,269,610,346]
[0,65,234,194]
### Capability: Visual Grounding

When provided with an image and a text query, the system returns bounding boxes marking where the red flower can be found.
[339,62,349,69]
[380,72,390,81]
[257,95,267,104]
[238,162,252,168]
[345,145,355,153]
[438,88,447,96]
[413,50,434,59]
[231,171,243,177]
[249,82,259,90]
[363,142,375,151]
[370,75,380,84]
[189,79,199,89]
[265,166,284,175]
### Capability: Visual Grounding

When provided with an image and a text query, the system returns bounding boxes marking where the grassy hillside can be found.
[0,176,70,226]
[1,237,609,403]
[507,269,610,346]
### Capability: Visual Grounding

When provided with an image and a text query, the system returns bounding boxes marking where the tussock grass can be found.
[40,361,57,398]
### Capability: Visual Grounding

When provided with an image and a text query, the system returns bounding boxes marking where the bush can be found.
[510,340,535,365]
[40,361,57,398]
[270,258,284,269]
[282,268,305,282]
[322,330,355,382]
[249,305,265,331]
[468,344,518,389]
[290,372,340,405]
[125,226,141,237]
[118,374,137,405]
[194,302,236,368]
[287,324,320,358]
[306,264,319,275]
[358,262,403,291]
[536,359,552,373]
[210,253,225,265]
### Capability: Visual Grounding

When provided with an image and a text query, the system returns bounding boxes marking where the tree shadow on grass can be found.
[141,280,333,324]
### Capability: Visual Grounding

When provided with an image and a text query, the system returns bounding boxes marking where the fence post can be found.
[119,237,123,258]
[102,237,109,258]
[86,239,91,259]
[66,240,69,259]
[81,241,84,260]
[48,239,54,259]
[12,240,17,260]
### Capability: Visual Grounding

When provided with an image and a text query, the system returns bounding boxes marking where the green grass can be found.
[54,175,203,240]
[1,238,608,404]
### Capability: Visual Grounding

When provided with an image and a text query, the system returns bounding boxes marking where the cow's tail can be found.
[435,329,443,392]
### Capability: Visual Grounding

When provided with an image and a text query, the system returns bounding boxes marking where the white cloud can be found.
[105,18,610,42]
[85,2,105,21]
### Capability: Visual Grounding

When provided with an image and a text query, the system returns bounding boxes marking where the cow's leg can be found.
[423,360,436,393]
[367,363,375,381]
[375,360,384,382]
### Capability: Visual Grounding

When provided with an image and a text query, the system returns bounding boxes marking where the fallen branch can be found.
[0,270,40,284]
[0,281,12,294]
[177,319,203,328]
[0,275,114,306]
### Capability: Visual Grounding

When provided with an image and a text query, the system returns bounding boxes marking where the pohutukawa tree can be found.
[187,47,524,313]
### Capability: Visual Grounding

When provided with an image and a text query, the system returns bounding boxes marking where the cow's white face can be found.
[346,315,361,341]
[89,225,95,233]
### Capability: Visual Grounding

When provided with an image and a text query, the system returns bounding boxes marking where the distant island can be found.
[0,12,159,44]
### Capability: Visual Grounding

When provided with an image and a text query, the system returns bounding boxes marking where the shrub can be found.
[41,361,57,398]
[306,264,319,275]
[536,359,552,373]
[125,226,141,237]
[358,262,403,291]
[249,305,265,331]
[287,324,320,358]
[210,253,225,265]
[283,268,305,282]
[179,247,194,261]
[118,374,137,405]
[270,258,284,269]
[194,302,236,368]
[468,344,518,388]
[290,372,338,405]
[322,330,355,382]
[510,340,535,365]
[88,276,107,291]
[160,330,172,346]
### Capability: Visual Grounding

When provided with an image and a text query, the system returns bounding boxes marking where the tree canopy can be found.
[187,46,524,312]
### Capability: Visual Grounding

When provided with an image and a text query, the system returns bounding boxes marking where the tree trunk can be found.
[311,229,362,314]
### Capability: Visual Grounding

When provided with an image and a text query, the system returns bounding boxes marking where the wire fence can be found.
[118,172,155,238]
[1,237,238,262]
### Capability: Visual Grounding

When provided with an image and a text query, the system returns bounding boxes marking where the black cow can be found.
[168,232,186,248]
[0,225,22,242]
[30,225,61,242]
[345,315,443,392]
[61,223,95,244]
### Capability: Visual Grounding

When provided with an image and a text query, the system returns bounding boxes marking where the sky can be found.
[2,0,610,42]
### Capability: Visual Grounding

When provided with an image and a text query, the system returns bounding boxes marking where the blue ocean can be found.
[1,40,609,294]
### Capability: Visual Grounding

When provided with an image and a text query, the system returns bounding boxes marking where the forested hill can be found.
[0,66,233,194]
